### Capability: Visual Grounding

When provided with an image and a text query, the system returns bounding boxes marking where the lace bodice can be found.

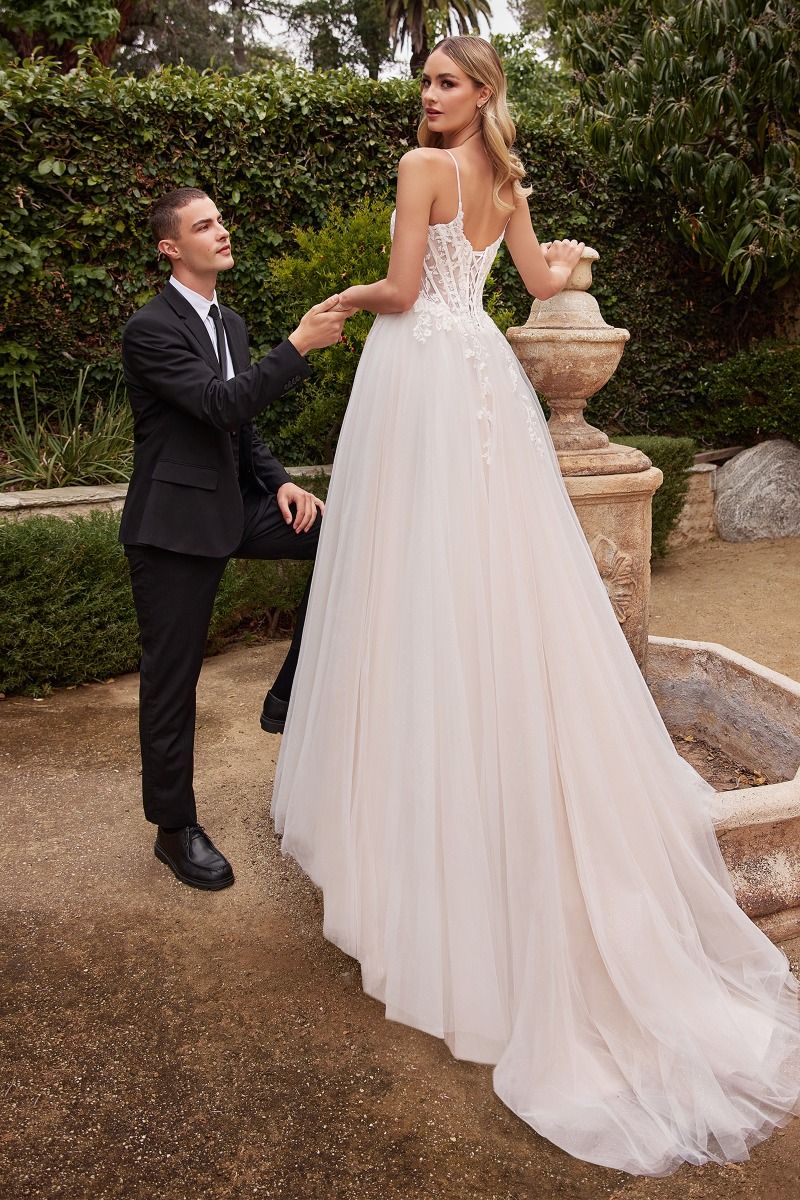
[390,149,504,326]
[388,150,544,465]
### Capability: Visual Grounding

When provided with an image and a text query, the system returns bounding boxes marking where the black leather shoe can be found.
[154,825,234,890]
[260,690,289,734]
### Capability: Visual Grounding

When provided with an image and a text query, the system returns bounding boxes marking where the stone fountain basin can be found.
[647,636,800,942]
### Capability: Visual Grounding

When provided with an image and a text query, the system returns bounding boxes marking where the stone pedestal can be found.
[566,469,663,666]
[507,246,662,669]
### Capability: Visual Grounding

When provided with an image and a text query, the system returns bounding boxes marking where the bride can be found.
[271,35,800,1175]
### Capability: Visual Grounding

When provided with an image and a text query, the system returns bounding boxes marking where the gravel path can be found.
[650,537,800,683]
[2,538,799,1200]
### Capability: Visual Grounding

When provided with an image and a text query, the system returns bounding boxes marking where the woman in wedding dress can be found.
[271,35,800,1175]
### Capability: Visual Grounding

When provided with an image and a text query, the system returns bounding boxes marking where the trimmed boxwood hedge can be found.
[0,58,785,458]
[0,471,330,696]
[0,511,315,695]
[615,435,697,558]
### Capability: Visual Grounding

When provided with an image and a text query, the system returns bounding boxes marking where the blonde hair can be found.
[417,35,530,212]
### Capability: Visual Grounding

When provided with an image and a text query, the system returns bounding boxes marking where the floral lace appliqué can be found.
[394,192,543,467]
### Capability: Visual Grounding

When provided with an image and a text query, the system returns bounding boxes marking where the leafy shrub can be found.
[267,199,390,462]
[550,0,800,292]
[0,367,132,489]
[694,341,800,446]
[0,58,784,458]
[494,33,577,121]
[614,435,697,557]
[0,472,329,695]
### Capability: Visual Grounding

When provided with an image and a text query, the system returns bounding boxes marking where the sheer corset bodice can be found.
[391,150,505,326]
[389,150,540,465]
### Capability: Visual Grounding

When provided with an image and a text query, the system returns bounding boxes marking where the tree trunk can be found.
[409,32,428,76]
[231,0,246,70]
[0,2,135,71]
[94,1,136,66]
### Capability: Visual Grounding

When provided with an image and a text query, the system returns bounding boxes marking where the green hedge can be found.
[0,472,329,695]
[615,435,697,557]
[694,340,800,445]
[0,60,417,423]
[0,58,784,456]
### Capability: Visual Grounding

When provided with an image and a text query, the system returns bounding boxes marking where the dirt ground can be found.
[650,536,800,683]
[2,537,800,1200]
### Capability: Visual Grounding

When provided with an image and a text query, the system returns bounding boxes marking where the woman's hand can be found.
[288,295,348,356]
[541,239,585,271]
[333,288,361,315]
[540,238,585,295]
[504,197,586,301]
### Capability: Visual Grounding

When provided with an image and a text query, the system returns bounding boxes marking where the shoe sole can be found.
[154,843,235,891]
[259,714,285,734]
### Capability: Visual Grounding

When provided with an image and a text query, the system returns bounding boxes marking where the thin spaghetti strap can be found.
[442,148,463,213]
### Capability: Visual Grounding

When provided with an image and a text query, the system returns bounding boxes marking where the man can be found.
[121,187,348,892]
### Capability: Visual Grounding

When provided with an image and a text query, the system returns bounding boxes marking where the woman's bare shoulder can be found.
[398,147,454,174]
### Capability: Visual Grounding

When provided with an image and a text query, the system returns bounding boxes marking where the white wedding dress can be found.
[272,152,800,1175]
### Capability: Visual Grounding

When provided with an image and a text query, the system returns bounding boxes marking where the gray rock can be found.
[715,439,800,541]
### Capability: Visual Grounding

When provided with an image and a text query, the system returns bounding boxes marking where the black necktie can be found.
[208,303,228,378]
[209,302,240,475]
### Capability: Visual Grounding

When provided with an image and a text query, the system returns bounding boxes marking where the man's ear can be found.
[158,239,180,263]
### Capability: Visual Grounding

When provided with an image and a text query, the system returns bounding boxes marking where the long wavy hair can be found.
[417,35,530,212]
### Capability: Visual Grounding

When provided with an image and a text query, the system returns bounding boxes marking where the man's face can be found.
[160,196,234,276]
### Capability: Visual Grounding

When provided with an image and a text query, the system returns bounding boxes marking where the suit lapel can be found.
[160,284,221,374]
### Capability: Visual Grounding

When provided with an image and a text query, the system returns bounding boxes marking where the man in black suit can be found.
[121,187,349,891]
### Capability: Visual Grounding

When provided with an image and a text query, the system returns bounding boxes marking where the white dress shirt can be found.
[169,275,235,381]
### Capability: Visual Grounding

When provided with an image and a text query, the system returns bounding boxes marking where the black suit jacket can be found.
[120,284,310,557]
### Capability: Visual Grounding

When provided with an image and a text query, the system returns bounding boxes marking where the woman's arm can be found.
[504,192,585,300]
[337,150,437,314]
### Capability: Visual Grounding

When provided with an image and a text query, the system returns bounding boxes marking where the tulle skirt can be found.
[272,308,800,1175]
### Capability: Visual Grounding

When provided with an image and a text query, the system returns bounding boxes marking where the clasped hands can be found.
[288,293,358,359]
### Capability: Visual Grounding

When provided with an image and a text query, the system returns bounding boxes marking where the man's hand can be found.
[288,295,349,356]
[276,482,325,533]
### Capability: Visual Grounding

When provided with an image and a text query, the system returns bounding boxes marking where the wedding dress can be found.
[272,151,800,1175]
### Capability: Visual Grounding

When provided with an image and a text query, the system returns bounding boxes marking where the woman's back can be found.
[427,145,514,252]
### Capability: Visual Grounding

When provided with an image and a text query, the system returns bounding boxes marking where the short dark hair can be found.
[149,188,209,244]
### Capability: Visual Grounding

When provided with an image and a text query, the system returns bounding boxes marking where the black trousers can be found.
[125,487,320,828]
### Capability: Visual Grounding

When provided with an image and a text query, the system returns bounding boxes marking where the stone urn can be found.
[507,247,663,667]
[507,248,649,476]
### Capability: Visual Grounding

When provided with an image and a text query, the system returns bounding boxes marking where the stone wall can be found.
[0,467,332,525]
[666,464,717,550]
[0,484,128,523]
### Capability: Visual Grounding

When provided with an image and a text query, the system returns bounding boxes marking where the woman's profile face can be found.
[421,49,487,136]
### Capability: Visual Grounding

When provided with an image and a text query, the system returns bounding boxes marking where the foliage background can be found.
[548,0,800,294]
[0,57,789,464]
